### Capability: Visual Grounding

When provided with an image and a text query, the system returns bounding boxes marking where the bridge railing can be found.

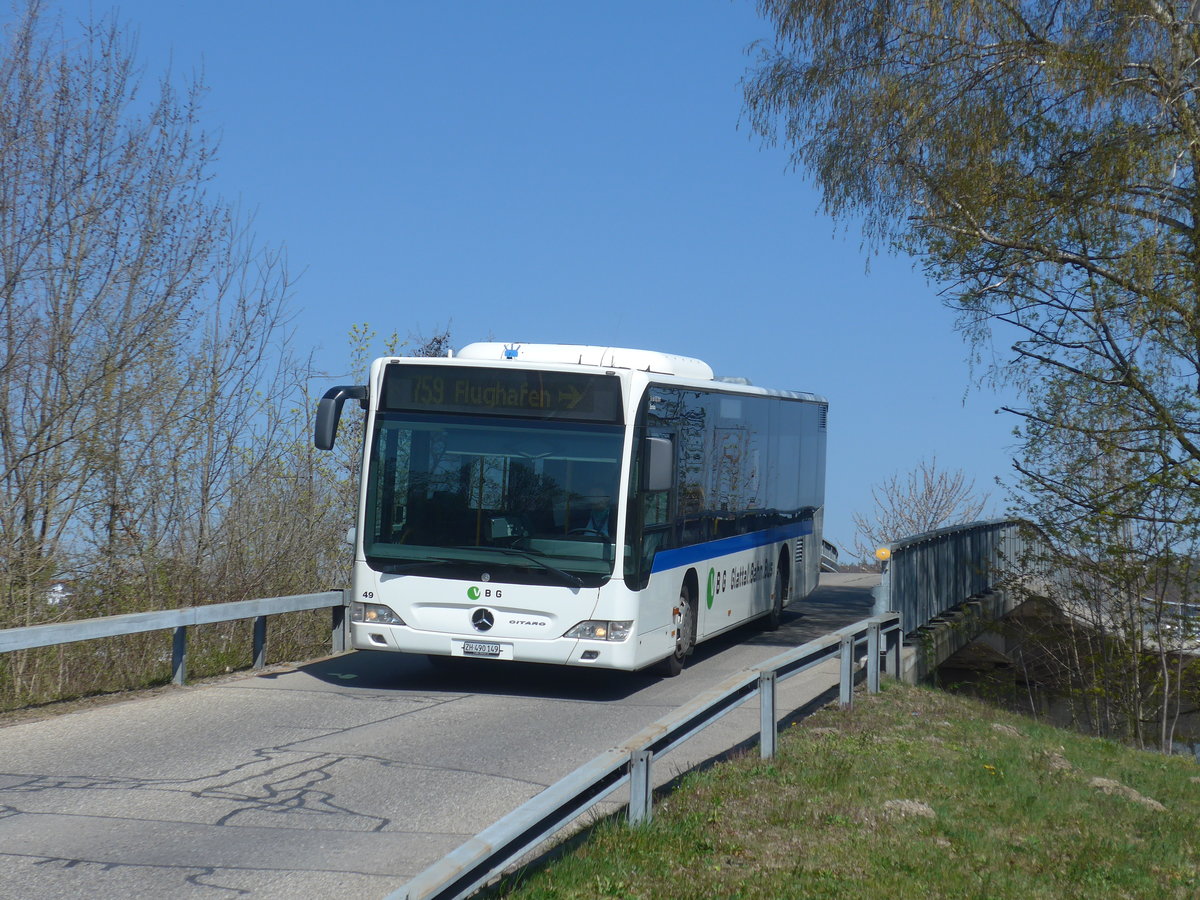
[874,518,1038,634]
[819,538,840,573]
[0,591,349,686]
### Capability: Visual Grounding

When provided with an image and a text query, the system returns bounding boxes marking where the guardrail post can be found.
[252,615,267,669]
[332,591,349,654]
[867,622,881,694]
[839,633,854,708]
[172,626,188,685]
[873,559,891,617]
[759,670,777,759]
[628,750,653,826]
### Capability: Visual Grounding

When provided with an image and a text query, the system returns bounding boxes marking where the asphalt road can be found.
[0,573,879,899]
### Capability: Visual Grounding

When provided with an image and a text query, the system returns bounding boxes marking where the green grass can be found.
[497,682,1200,899]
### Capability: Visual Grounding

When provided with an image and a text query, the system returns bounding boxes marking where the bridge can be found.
[0,521,1034,899]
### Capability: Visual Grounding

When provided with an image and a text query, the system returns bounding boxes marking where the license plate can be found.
[462,640,502,657]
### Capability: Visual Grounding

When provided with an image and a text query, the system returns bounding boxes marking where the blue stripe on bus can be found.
[649,521,813,573]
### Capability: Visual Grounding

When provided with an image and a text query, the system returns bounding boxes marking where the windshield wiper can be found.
[371,558,460,575]
[464,547,584,589]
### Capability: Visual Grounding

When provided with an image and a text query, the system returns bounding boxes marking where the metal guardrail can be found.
[874,518,1033,634]
[392,613,902,900]
[0,590,350,685]
[819,538,840,573]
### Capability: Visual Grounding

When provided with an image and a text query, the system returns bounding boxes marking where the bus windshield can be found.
[364,413,624,587]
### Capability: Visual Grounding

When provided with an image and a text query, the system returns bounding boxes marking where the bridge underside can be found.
[900,586,1055,685]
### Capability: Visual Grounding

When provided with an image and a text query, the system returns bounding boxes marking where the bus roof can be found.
[447,342,827,404]
[455,342,715,380]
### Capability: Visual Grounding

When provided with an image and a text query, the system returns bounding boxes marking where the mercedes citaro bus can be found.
[315,343,827,675]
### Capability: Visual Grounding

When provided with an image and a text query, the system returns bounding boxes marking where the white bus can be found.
[315,343,827,675]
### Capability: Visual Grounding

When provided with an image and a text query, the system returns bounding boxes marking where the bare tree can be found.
[852,457,990,561]
[0,4,459,707]
[0,2,295,625]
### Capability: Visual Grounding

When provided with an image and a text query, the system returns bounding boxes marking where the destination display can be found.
[382,364,623,423]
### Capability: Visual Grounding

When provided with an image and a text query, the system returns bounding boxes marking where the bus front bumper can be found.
[350,623,648,670]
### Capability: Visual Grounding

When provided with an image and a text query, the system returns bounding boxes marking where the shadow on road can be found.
[272,573,881,703]
[278,649,658,702]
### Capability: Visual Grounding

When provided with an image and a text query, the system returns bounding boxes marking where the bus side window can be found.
[643,489,669,526]
[624,431,674,588]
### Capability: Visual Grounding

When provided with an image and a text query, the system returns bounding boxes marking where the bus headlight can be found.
[564,620,633,642]
[352,602,406,626]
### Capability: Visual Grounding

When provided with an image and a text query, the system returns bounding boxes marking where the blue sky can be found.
[42,0,1019,555]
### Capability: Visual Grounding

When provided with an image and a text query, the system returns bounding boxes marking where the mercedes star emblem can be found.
[471,608,495,632]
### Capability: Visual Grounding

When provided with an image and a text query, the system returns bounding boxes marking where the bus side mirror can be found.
[315,385,368,450]
[642,437,674,492]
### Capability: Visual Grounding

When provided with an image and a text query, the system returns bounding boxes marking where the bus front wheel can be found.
[658,584,697,677]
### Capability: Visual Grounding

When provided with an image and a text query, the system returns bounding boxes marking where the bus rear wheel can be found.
[657,584,696,677]
[766,557,789,631]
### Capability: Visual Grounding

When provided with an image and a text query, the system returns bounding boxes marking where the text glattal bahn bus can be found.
[315,343,827,675]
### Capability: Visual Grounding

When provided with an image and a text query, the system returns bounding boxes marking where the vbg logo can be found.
[706,567,732,608]
[467,586,502,601]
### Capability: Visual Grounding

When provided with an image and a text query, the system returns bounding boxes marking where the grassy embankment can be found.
[499,681,1200,899]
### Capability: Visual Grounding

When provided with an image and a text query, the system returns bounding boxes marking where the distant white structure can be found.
[46,581,72,606]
